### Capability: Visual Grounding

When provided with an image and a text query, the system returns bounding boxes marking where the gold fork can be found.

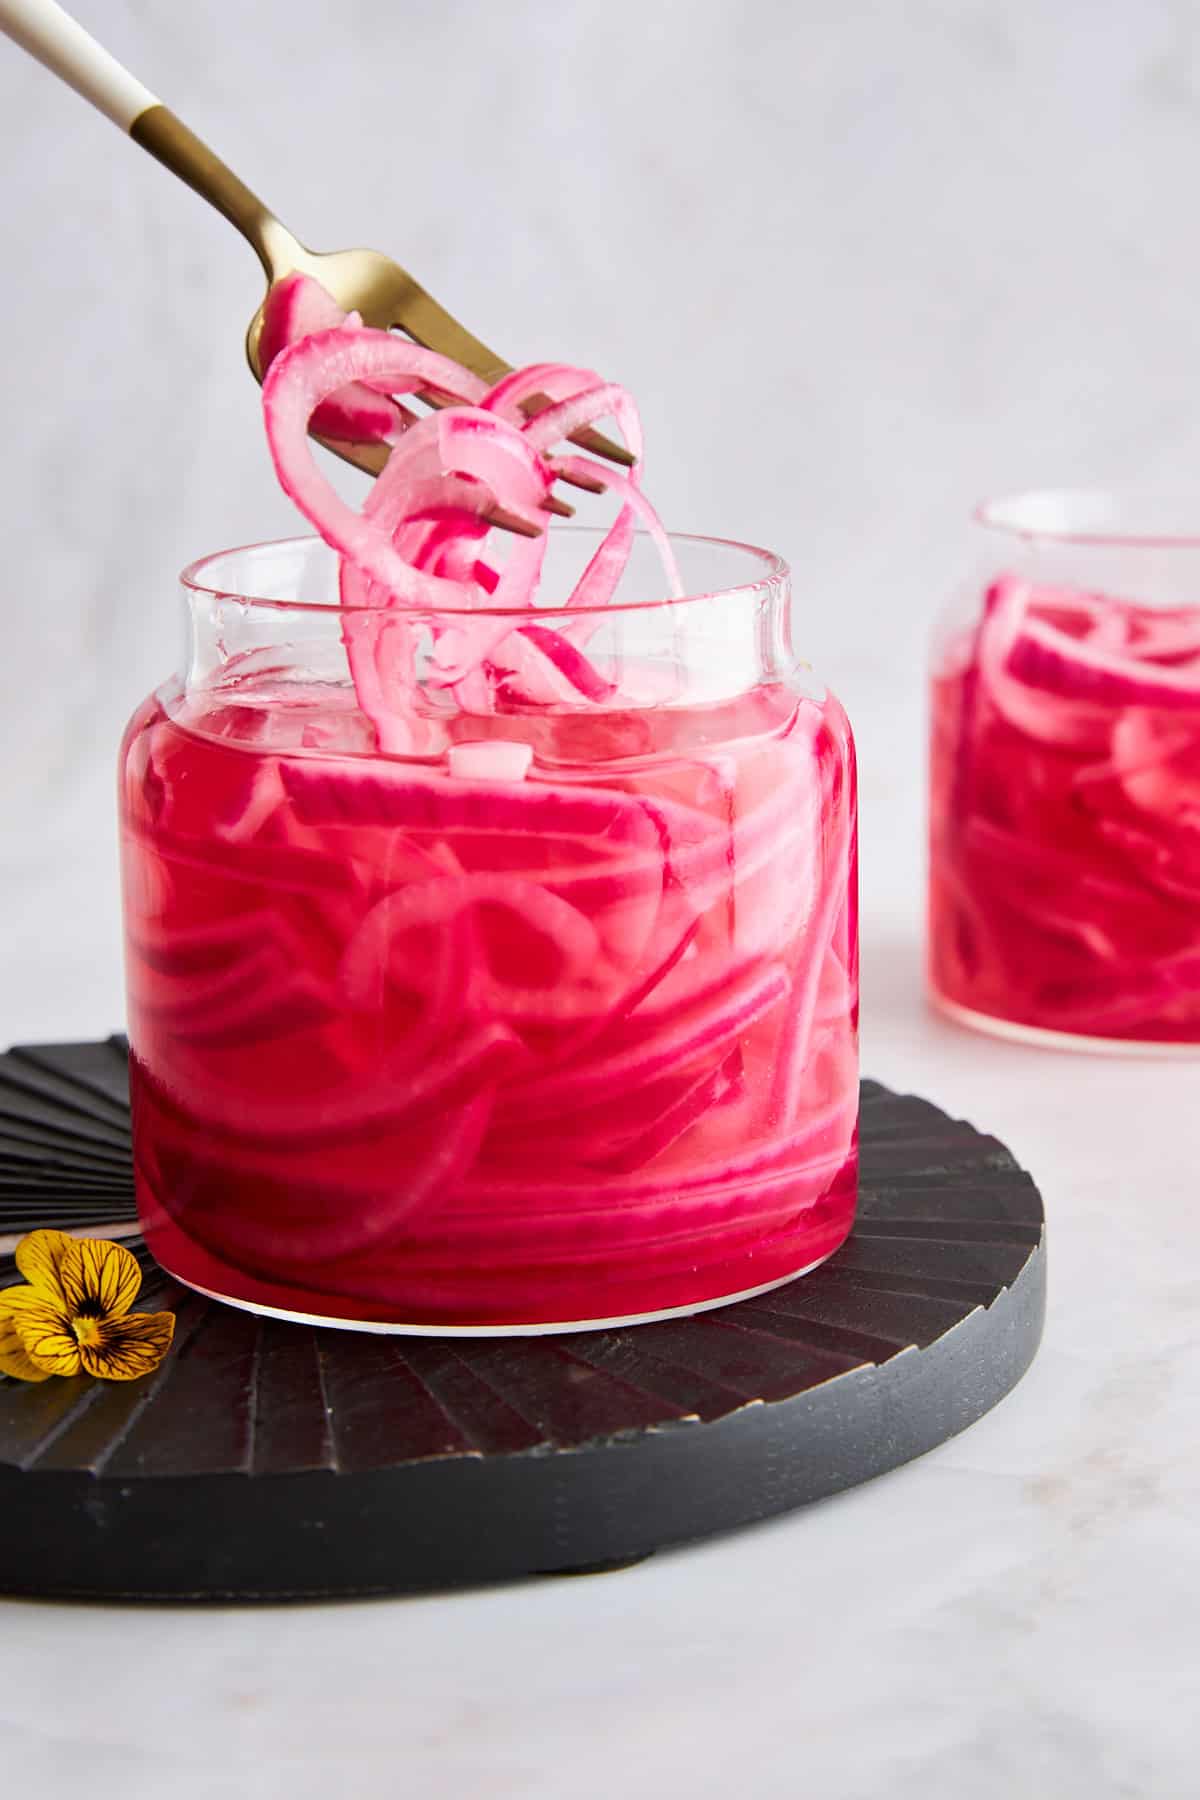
[1,0,633,532]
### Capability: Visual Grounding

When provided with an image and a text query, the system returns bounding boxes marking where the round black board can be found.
[0,1037,1045,1602]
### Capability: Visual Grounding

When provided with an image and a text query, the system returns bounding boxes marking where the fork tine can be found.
[485,506,543,539]
[384,280,511,386]
[515,392,636,469]
[309,256,630,525]
[315,428,558,533]
[555,463,610,496]
[319,434,388,477]
[566,423,636,468]
[382,281,638,470]
[414,382,634,473]
[314,435,542,537]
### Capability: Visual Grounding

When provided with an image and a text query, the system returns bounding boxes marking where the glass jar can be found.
[119,530,859,1331]
[929,491,1200,1053]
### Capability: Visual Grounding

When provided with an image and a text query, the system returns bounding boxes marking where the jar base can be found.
[150,1252,841,1337]
[930,989,1200,1059]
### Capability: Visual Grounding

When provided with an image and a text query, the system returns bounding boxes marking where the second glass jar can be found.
[929,491,1200,1052]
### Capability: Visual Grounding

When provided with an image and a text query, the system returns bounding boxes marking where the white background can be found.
[1,4,1198,1796]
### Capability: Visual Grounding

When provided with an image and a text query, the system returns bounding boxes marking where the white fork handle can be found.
[0,0,158,131]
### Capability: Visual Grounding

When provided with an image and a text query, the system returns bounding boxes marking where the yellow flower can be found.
[0,1230,175,1383]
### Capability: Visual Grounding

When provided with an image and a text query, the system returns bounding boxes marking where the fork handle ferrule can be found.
[0,2,299,275]
[129,104,299,277]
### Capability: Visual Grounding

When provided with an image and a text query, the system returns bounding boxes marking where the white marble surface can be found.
[2,2,1199,1794]
[1,954,1197,1799]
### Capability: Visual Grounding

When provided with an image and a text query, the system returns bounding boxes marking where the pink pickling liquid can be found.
[120,676,859,1328]
[929,580,1200,1044]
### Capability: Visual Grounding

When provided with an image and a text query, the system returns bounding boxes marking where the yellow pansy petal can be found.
[0,1310,54,1382]
[78,1311,175,1382]
[3,1292,82,1377]
[2,1284,53,1321]
[14,1229,76,1302]
[61,1238,142,1320]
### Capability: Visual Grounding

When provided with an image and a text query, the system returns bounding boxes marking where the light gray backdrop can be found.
[3,0,1198,1035]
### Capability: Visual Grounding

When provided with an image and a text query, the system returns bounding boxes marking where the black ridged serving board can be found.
[0,1038,1045,1601]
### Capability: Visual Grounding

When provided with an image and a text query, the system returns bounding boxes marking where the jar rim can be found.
[976,489,1200,550]
[180,528,789,619]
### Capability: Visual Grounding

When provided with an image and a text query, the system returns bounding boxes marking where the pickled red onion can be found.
[258,272,414,445]
[260,277,681,742]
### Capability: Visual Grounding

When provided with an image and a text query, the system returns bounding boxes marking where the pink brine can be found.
[121,667,857,1328]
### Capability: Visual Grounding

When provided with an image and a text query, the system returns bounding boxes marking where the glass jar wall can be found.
[929,492,1200,1053]
[120,531,859,1331]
